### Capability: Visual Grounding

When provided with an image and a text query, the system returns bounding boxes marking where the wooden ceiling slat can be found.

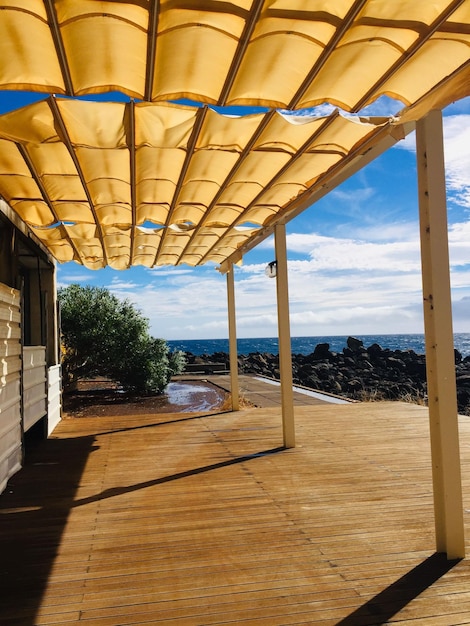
[127,100,137,268]
[178,109,277,264]
[152,105,208,266]
[199,112,341,265]
[217,0,265,106]
[43,0,74,96]
[351,0,467,112]
[48,96,108,266]
[288,0,369,110]
[15,143,81,262]
[145,0,159,102]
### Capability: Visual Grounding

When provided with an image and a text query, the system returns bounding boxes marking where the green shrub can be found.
[58,284,185,393]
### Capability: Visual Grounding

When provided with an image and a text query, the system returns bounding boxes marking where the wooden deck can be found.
[202,373,347,408]
[2,401,470,625]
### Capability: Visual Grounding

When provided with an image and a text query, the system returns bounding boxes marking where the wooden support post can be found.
[416,109,465,559]
[274,223,295,448]
[41,263,60,366]
[226,264,239,411]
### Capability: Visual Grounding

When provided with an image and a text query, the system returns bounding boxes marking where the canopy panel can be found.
[0,1,468,268]
[0,1,467,112]
[0,98,399,269]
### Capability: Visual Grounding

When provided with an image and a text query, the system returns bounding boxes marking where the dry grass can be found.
[357,387,427,406]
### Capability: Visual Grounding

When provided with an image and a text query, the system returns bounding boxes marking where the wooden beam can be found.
[152,106,207,266]
[43,0,74,95]
[274,223,295,448]
[353,0,466,112]
[201,111,339,267]
[221,120,415,270]
[289,0,368,109]
[217,0,264,106]
[145,0,159,101]
[48,97,108,266]
[226,264,239,411]
[416,109,465,559]
[15,143,82,264]
[127,101,137,268]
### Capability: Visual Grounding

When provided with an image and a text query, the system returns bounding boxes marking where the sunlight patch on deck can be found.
[254,376,351,404]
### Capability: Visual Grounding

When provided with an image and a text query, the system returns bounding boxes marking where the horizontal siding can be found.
[0,354,21,379]
[0,338,21,358]
[0,323,20,340]
[0,283,21,494]
[0,306,20,324]
[23,346,47,432]
[47,364,61,435]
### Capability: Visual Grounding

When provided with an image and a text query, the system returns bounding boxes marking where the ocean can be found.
[168,333,470,358]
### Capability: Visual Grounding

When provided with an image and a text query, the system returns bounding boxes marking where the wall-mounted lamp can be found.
[265,260,277,278]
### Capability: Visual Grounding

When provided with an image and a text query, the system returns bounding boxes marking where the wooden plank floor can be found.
[2,402,470,625]
[202,374,346,407]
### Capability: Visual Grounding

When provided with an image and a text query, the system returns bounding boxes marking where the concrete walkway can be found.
[178,373,352,408]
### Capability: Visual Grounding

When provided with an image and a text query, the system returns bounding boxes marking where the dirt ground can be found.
[62,379,230,418]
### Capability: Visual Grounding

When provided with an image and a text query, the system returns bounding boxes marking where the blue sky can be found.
[2,92,470,341]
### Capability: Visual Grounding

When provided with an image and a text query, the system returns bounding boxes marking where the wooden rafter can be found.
[198,111,340,265]
[152,105,208,266]
[217,0,264,106]
[145,0,160,101]
[127,100,137,267]
[43,0,74,96]
[177,109,277,264]
[351,0,467,112]
[48,96,108,265]
[15,143,82,263]
[288,0,368,109]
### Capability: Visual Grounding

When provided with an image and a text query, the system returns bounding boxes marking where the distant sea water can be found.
[168,333,470,358]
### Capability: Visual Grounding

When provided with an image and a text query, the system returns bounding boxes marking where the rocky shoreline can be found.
[184,336,470,415]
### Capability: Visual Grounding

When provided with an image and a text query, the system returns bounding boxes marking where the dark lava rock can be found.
[183,335,470,414]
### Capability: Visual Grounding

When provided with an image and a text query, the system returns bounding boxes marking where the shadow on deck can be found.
[1,402,470,625]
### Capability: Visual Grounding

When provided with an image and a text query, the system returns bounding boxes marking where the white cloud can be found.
[326,186,377,219]
[449,221,470,267]
[145,267,195,276]
[232,222,470,337]
[359,95,405,117]
[109,277,139,290]
[353,222,419,243]
[453,297,470,326]
[55,102,470,341]
[443,114,470,208]
[330,186,375,204]
[394,130,416,153]
[57,218,470,338]
[57,272,97,287]
[394,112,470,209]
[285,232,421,272]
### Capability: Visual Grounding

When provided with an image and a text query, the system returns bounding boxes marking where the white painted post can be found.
[226,264,239,411]
[274,223,295,448]
[416,109,465,559]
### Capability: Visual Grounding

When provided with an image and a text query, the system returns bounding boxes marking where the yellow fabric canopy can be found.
[0,98,397,268]
[1,1,469,112]
[0,1,468,268]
